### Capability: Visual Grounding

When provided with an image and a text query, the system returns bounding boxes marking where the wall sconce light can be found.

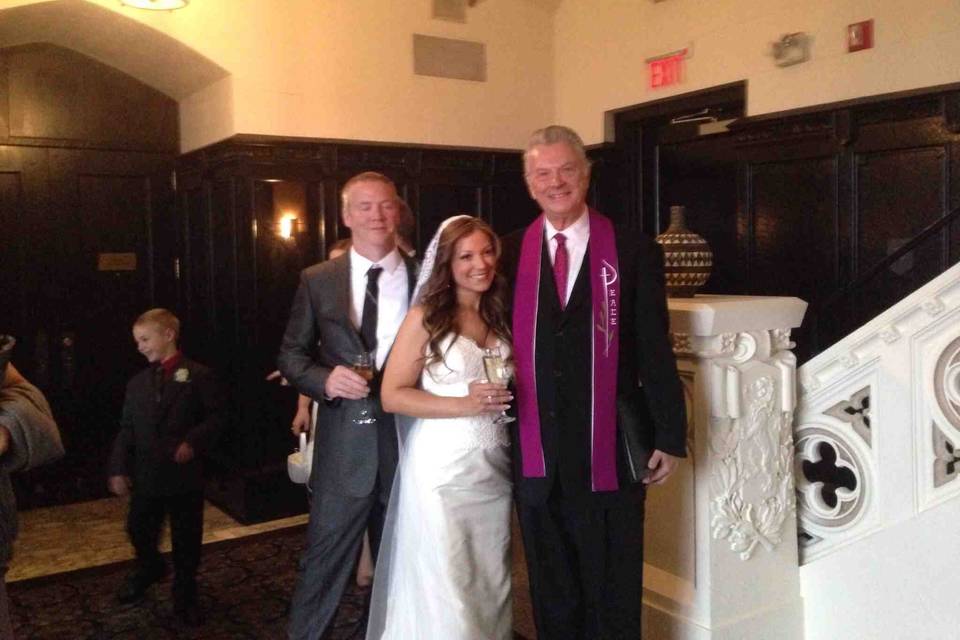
[120,0,189,10]
[278,213,300,240]
[771,32,810,67]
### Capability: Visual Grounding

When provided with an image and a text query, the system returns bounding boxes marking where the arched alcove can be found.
[0,0,227,100]
[0,0,232,150]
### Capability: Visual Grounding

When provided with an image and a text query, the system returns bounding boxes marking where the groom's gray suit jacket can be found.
[277,252,416,499]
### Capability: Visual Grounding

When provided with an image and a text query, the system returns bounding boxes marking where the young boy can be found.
[108,309,224,626]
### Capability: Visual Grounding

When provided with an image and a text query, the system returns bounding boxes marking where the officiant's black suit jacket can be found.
[500,225,687,507]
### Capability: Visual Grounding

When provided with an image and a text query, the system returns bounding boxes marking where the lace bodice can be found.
[417,334,511,449]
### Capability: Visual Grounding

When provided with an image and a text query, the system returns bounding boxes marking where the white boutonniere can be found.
[173,368,190,383]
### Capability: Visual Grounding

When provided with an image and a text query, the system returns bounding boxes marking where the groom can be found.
[501,125,687,639]
[278,171,416,640]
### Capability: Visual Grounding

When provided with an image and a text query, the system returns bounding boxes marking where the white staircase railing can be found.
[795,260,960,639]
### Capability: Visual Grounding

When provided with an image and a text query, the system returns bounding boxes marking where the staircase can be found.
[795,259,960,639]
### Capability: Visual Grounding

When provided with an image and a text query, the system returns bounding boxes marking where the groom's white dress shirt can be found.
[348,246,410,370]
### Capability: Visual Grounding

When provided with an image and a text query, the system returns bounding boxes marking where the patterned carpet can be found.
[8,524,368,640]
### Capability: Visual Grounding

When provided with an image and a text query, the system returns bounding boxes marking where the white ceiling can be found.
[0,0,227,99]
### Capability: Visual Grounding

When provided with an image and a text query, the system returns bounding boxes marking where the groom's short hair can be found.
[340,171,397,213]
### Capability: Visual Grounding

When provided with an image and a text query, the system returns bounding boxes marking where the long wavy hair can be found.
[419,217,512,368]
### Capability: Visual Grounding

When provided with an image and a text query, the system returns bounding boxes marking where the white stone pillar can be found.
[642,295,808,640]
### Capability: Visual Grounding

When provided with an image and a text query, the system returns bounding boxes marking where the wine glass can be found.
[482,346,515,425]
[351,352,377,425]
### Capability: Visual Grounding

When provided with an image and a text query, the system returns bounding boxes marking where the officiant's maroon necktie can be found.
[553,232,569,310]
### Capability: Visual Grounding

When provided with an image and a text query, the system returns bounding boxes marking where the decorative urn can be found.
[655,205,713,298]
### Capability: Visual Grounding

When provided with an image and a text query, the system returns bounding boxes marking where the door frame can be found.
[606,81,747,233]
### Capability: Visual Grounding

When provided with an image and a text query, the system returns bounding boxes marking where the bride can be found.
[366,216,515,639]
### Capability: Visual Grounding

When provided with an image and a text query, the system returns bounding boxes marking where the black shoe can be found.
[116,564,167,604]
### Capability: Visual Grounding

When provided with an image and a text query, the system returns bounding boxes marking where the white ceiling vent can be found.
[413,34,486,82]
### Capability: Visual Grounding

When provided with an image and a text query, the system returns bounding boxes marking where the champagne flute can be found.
[482,346,515,425]
[352,352,377,425]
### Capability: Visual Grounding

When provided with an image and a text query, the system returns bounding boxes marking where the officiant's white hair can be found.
[524,125,591,171]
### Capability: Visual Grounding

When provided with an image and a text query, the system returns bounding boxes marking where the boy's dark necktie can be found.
[360,265,383,354]
[153,366,165,403]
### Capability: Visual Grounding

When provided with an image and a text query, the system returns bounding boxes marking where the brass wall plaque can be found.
[97,253,137,271]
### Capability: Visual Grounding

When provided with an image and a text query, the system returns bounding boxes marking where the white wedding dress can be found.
[366,333,513,640]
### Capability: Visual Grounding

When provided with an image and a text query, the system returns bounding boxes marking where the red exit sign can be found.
[647,48,687,89]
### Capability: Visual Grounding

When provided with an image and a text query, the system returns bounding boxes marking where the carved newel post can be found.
[642,295,808,640]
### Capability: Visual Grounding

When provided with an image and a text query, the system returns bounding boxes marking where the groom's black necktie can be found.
[360,265,383,354]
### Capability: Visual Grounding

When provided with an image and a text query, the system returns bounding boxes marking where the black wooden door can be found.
[0,145,46,365]
[3,146,175,506]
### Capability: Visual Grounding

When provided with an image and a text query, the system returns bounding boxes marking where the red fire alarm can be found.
[848,19,873,52]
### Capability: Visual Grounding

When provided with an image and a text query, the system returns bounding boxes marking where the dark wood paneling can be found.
[417,182,482,238]
[607,82,960,359]
[748,157,838,299]
[241,180,315,467]
[335,144,413,174]
[489,182,539,237]
[847,147,948,335]
[0,169,24,333]
[211,179,239,348]
[586,144,625,226]
[0,146,47,384]
[251,179,314,366]
[183,182,214,349]
[856,147,945,274]
[659,137,740,293]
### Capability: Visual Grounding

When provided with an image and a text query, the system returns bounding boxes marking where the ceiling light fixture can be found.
[120,0,189,11]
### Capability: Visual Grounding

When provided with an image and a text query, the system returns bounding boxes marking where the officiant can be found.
[500,125,688,639]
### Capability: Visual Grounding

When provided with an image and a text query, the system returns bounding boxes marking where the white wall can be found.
[5,1,960,152]
[179,76,234,153]
[554,0,960,145]
[79,0,556,152]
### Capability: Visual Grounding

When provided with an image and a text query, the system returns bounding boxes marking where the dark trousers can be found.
[127,490,204,603]
[287,481,387,640]
[517,483,647,640]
